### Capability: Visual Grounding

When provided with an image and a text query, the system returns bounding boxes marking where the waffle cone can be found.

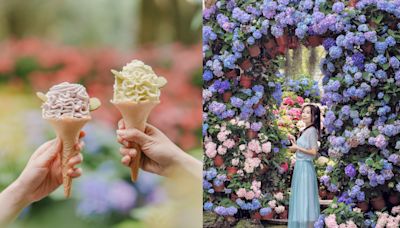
[112,101,159,181]
[46,117,90,198]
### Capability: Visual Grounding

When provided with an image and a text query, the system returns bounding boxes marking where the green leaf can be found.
[382,63,390,70]
[366,158,374,166]
[384,95,391,103]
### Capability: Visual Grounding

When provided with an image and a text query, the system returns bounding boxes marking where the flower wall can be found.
[203,0,400,226]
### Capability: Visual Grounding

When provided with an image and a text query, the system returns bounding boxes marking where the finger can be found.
[74,141,85,151]
[117,136,132,148]
[117,128,151,146]
[32,139,57,158]
[35,138,62,166]
[68,168,82,178]
[119,147,137,157]
[118,119,126,130]
[121,155,131,167]
[68,153,83,166]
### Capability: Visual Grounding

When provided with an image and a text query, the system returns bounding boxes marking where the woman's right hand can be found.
[116,119,201,179]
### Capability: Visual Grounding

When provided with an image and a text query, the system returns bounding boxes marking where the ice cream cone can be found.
[46,117,91,198]
[112,101,159,181]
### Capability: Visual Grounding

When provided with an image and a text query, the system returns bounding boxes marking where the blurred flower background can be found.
[0,0,202,227]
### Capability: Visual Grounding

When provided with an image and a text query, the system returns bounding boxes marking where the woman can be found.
[288,104,321,228]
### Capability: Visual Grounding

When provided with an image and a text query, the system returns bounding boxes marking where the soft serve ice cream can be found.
[111,60,167,103]
[42,82,90,119]
[111,60,167,181]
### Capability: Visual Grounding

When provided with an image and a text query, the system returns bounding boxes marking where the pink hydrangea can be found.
[296,96,304,104]
[239,144,246,151]
[392,206,400,215]
[243,149,254,158]
[248,139,262,153]
[223,139,235,149]
[262,142,272,153]
[283,97,295,106]
[324,214,338,228]
[274,192,284,201]
[231,158,239,166]
[205,141,217,158]
[217,131,227,142]
[288,108,302,120]
[245,191,255,200]
[236,188,246,198]
[346,221,357,228]
[243,157,261,173]
[251,180,261,190]
[217,145,227,155]
[275,205,285,214]
[280,163,289,173]
[268,200,276,208]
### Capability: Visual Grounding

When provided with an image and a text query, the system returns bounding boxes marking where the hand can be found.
[287,133,295,142]
[288,139,299,152]
[14,132,85,203]
[116,119,201,178]
[0,133,85,225]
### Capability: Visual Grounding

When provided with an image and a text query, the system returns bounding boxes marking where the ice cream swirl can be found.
[112,60,167,102]
[42,82,90,119]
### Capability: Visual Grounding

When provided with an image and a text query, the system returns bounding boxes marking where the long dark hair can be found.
[299,104,321,139]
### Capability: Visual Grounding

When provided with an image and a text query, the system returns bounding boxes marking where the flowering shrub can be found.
[204,0,400,225]
[283,77,321,103]
[276,92,305,136]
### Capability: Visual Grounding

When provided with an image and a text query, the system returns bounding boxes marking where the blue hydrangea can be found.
[375,41,388,54]
[253,30,262,39]
[203,202,213,211]
[329,46,343,59]
[260,207,272,216]
[365,63,377,73]
[390,57,400,69]
[386,36,396,46]
[203,70,213,81]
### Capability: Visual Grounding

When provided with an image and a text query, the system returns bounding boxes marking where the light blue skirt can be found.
[288,160,320,228]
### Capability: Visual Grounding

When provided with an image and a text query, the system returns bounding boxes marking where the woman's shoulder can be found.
[304,126,318,135]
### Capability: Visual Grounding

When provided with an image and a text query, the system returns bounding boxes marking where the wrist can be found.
[168,149,202,180]
[5,180,32,207]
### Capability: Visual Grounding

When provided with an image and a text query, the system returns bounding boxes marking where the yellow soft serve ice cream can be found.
[111,60,167,102]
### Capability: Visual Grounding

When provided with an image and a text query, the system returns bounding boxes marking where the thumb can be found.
[117,128,151,146]
[36,138,62,166]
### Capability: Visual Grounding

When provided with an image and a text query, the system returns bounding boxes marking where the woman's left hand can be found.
[288,139,299,152]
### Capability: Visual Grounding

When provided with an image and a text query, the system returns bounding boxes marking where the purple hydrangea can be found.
[345,164,357,178]
[352,52,365,69]
[251,122,263,131]
[230,97,244,108]
[332,2,345,13]
[209,101,226,116]
[322,38,336,51]
[232,7,251,24]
